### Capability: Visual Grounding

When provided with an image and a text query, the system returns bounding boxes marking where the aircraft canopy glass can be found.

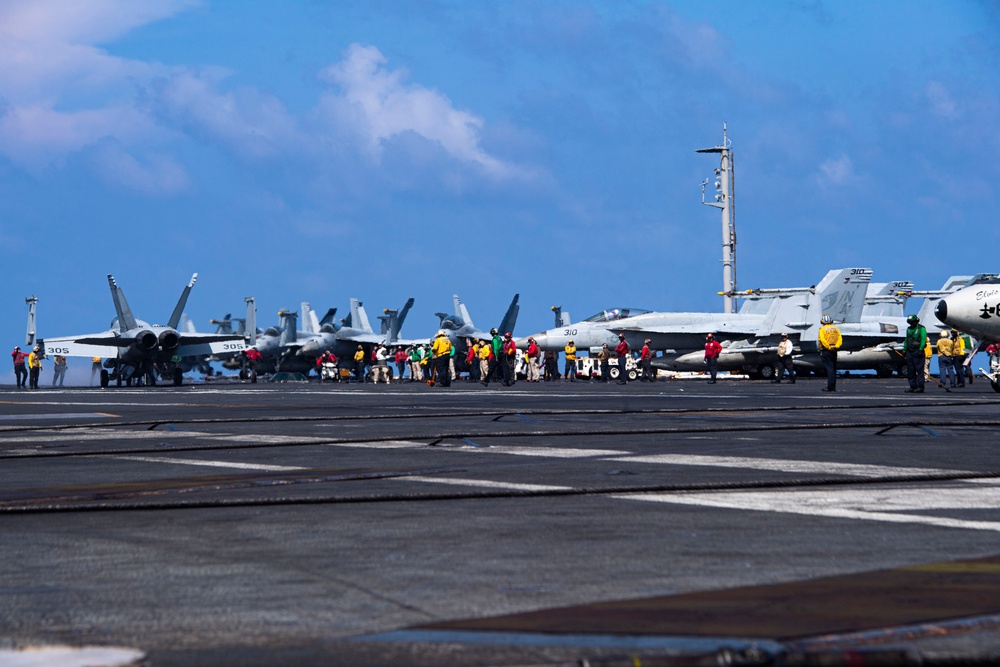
[582,308,652,323]
[263,327,281,337]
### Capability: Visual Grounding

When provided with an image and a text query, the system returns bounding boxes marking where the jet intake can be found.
[158,329,180,351]
[134,330,159,352]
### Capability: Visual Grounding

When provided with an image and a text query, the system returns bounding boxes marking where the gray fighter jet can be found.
[795,275,994,377]
[40,274,247,387]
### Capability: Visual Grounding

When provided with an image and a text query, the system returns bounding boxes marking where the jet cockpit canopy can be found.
[582,308,651,323]
[263,326,281,337]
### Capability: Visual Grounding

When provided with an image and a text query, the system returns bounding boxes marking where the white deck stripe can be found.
[471,445,628,458]
[607,454,971,478]
[112,455,305,472]
[399,476,571,492]
[614,484,1000,532]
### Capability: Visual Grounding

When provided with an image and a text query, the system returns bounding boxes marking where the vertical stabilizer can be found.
[244,297,256,346]
[318,308,337,327]
[792,268,872,341]
[168,273,197,330]
[25,296,37,347]
[383,298,415,344]
[107,275,139,332]
[865,281,912,318]
[279,310,297,345]
[350,299,373,332]
[497,294,521,335]
[397,297,414,332]
[300,302,320,335]
[454,295,474,328]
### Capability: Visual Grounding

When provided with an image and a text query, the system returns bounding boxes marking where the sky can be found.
[2,0,999,352]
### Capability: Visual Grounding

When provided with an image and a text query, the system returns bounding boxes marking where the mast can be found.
[697,123,737,313]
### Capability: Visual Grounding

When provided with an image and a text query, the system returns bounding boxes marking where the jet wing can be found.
[176,334,246,357]
[341,332,385,345]
[41,334,129,358]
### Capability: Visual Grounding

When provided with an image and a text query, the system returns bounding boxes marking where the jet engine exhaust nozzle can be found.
[135,330,159,352]
[158,330,180,351]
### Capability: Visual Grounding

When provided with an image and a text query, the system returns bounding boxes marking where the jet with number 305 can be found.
[39,274,247,387]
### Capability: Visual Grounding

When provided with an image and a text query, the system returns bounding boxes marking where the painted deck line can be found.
[398,476,571,492]
[0,646,145,667]
[466,445,629,458]
[613,485,1000,532]
[354,629,783,653]
[112,455,306,472]
[0,413,118,420]
[607,454,971,478]
[327,440,430,449]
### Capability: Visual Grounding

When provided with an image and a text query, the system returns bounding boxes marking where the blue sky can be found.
[2,0,998,347]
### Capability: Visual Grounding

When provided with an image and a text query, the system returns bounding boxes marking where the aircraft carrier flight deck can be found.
[2,376,1000,666]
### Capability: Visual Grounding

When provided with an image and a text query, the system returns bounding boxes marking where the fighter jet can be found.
[39,274,247,387]
[608,268,874,379]
[525,306,653,353]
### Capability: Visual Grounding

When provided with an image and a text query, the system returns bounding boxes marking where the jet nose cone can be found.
[531,334,549,349]
[298,340,320,356]
[934,299,948,324]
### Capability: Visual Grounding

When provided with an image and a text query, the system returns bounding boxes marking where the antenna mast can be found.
[697,123,737,313]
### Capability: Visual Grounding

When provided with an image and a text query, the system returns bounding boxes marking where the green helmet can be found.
[907,314,919,324]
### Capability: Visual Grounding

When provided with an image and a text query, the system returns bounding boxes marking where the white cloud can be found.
[0,4,519,195]
[925,80,959,119]
[147,69,305,160]
[817,154,855,186]
[90,141,191,195]
[317,44,510,177]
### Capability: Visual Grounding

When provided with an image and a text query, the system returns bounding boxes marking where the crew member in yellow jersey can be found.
[817,314,842,392]
[431,330,452,387]
[936,330,957,388]
[563,340,577,382]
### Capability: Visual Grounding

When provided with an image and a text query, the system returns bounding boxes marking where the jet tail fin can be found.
[25,296,37,347]
[454,295,473,328]
[168,273,197,330]
[279,310,297,345]
[300,302,320,334]
[382,298,414,344]
[497,294,521,335]
[318,308,338,327]
[397,297,414,332]
[551,305,571,328]
[244,297,256,346]
[108,275,139,332]
[350,299,373,333]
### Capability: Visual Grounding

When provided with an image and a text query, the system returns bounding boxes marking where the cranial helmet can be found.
[490,328,498,335]
[940,330,950,339]
[821,315,833,324]
[907,314,920,324]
